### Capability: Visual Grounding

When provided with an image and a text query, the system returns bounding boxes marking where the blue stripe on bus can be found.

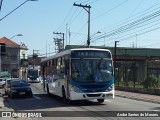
[70,79,114,92]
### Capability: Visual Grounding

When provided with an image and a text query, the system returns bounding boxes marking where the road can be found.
[1,83,160,120]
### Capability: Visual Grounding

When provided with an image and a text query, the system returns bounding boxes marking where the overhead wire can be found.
[98,0,160,33]
[92,1,160,46]
[56,6,74,31]
[56,0,160,48]
[91,0,129,21]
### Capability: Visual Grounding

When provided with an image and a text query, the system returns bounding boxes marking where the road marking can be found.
[153,110,160,112]
[105,100,111,102]
[33,96,41,100]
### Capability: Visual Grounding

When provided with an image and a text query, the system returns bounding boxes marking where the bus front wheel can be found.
[97,99,104,103]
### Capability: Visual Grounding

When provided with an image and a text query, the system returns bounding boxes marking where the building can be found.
[0,37,28,78]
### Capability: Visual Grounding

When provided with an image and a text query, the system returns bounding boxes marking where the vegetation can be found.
[143,75,160,88]
[115,75,160,89]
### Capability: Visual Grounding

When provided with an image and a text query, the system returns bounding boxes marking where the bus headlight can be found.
[105,84,114,92]
[69,85,82,93]
[37,78,39,81]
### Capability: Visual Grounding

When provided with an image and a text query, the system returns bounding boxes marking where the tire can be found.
[28,92,33,97]
[97,99,104,103]
[9,94,14,99]
[46,84,51,96]
[62,87,69,104]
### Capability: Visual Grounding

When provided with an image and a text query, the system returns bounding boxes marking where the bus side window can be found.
[65,60,69,75]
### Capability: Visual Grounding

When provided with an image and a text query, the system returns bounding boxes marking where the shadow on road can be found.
[4,93,106,111]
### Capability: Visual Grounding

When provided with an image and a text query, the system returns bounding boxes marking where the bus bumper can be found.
[69,90,114,100]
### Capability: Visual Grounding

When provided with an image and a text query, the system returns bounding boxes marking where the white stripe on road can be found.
[33,96,41,100]
[153,110,160,112]
[105,100,111,102]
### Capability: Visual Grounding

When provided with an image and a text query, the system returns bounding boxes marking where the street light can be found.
[10,34,23,39]
[90,31,101,45]
[0,0,38,21]
[90,31,101,38]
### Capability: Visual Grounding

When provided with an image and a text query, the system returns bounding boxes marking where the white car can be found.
[0,78,6,88]
[4,78,19,94]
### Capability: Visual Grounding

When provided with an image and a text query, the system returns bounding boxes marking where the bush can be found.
[143,75,159,88]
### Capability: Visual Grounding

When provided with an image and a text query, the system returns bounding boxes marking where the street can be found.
[0,82,159,120]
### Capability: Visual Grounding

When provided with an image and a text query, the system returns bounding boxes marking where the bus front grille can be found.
[86,94,101,97]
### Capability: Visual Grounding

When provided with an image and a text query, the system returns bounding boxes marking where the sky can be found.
[1,0,160,56]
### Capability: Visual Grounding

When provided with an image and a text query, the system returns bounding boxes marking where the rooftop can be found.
[0,37,19,46]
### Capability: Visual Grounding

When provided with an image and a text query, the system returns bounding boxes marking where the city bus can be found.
[41,48,114,103]
[27,66,40,83]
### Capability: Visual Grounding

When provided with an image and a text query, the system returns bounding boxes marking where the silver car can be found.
[0,78,6,88]
[4,78,19,94]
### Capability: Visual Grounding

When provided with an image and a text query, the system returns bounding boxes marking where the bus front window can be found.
[71,59,113,83]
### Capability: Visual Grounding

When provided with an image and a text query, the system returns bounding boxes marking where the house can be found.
[0,37,28,78]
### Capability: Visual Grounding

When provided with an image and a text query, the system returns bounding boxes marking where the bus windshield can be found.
[71,59,113,83]
[27,70,38,78]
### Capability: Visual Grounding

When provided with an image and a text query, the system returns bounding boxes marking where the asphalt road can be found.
[1,83,160,120]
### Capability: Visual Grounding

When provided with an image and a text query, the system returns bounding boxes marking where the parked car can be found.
[4,78,20,94]
[7,80,33,99]
[0,78,6,88]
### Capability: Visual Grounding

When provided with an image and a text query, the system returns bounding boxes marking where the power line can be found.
[56,6,73,31]
[99,1,160,33]
[91,0,129,21]
[93,8,160,41]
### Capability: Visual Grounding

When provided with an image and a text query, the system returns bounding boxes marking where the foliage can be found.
[143,75,160,88]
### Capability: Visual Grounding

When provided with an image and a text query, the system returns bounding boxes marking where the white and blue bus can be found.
[27,66,40,83]
[41,48,114,103]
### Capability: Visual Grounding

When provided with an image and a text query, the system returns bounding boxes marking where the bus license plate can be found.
[19,92,25,95]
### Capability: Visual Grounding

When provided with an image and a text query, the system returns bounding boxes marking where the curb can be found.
[115,94,160,104]
[0,93,13,110]
[0,93,4,108]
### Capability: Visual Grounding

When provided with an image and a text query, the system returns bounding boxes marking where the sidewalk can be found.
[0,89,13,111]
[115,90,160,104]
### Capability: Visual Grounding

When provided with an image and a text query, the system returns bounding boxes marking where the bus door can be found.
[48,76,56,94]
[65,59,70,99]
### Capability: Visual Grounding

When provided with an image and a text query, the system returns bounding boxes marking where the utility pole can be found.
[114,41,119,82]
[53,32,64,53]
[66,24,68,46]
[0,0,3,13]
[73,3,91,48]
[69,28,71,45]
[33,49,39,69]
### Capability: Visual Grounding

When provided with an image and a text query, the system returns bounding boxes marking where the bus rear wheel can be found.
[47,84,50,95]
[97,99,104,103]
